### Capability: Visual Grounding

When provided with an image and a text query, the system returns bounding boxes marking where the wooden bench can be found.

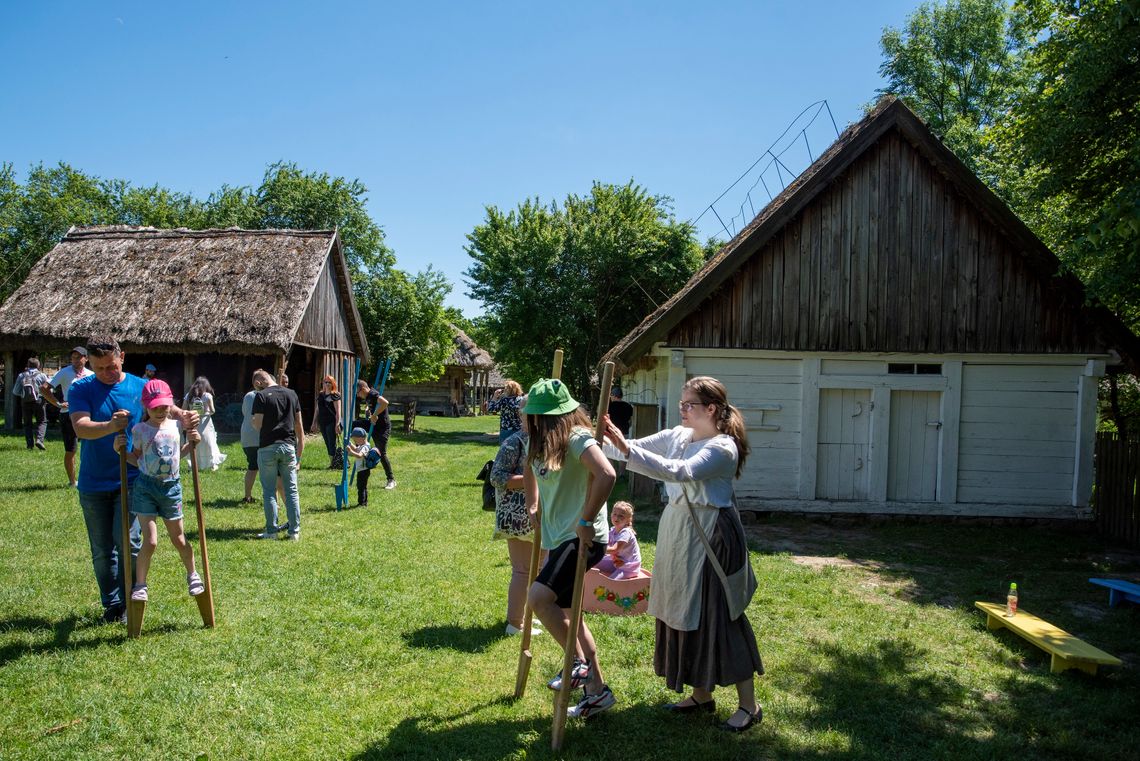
[1089,577,1140,608]
[975,601,1122,676]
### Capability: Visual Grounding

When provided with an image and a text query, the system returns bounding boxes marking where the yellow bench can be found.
[975,601,1122,675]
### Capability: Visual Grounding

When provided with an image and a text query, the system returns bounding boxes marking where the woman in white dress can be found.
[184,376,227,471]
[604,376,763,732]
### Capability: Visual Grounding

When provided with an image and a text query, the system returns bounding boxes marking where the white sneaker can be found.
[256,531,280,540]
[505,623,543,636]
[567,685,616,719]
[384,479,397,490]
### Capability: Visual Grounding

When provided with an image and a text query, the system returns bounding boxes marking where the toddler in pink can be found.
[594,501,641,579]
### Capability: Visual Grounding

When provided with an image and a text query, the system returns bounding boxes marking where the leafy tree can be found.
[877,0,1027,172]
[465,181,704,399]
[355,266,455,385]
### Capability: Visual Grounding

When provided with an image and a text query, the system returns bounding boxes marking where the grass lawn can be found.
[1,414,1138,760]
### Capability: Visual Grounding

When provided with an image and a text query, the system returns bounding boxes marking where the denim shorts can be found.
[131,474,184,521]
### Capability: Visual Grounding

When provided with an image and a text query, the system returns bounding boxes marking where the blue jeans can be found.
[320,420,339,457]
[258,442,301,535]
[78,488,141,612]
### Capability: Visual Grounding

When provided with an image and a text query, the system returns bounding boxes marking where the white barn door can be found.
[816,389,871,500]
[888,390,941,501]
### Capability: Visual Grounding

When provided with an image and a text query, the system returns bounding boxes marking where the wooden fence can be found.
[1093,433,1140,548]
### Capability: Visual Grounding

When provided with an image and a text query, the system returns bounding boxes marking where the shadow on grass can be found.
[0,614,181,666]
[403,623,507,654]
[399,428,500,448]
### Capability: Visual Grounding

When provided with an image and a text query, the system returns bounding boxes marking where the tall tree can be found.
[465,181,704,399]
[355,266,455,384]
[877,0,1027,172]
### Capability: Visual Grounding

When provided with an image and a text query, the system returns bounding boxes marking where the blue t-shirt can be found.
[68,372,147,492]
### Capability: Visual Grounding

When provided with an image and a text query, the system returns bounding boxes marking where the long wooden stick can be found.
[513,348,562,699]
[120,448,143,638]
[552,360,614,750]
[189,448,215,627]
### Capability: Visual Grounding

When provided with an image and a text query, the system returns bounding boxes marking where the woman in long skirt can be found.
[604,376,763,732]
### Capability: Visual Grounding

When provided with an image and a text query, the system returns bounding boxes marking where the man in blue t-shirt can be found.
[68,336,196,623]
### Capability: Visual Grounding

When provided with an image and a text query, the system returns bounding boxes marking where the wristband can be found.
[578,518,591,527]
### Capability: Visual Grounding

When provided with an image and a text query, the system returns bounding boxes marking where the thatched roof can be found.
[603,97,1140,373]
[449,326,494,368]
[0,226,369,359]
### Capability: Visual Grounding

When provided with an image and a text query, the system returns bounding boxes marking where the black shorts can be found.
[61,413,77,453]
[244,446,259,471]
[536,538,606,608]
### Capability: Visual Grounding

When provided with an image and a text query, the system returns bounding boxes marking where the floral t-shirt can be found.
[131,418,183,481]
[487,394,524,434]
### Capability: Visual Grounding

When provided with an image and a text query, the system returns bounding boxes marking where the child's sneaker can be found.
[547,657,590,691]
[187,572,205,596]
[130,585,148,602]
[384,479,397,490]
[568,685,616,719]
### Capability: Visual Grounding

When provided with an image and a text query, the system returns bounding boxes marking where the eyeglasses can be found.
[678,400,706,412]
[87,341,118,353]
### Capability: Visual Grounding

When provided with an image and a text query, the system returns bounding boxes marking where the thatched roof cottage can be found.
[0,226,369,429]
[385,326,501,417]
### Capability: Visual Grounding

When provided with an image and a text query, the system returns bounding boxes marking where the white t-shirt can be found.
[49,365,94,404]
[131,418,184,480]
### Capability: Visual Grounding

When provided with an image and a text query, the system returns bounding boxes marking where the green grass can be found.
[1,415,1138,760]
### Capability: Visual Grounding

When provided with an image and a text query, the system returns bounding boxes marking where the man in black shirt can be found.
[252,369,304,540]
[608,386,634,437]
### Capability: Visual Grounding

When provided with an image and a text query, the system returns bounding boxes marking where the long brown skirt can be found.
[654,506,764,692]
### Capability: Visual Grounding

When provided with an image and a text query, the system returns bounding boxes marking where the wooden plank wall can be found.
[294,259,354,352]
[1094,433,1140,548]
[669,129,1102,356]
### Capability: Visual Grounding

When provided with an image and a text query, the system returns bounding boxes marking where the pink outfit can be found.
[595,525,641,579]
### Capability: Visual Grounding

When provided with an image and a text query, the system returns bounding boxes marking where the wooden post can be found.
[189,449,215,627]
[551,361,615,750]
[121,449,144,638]
[514,349,562,699]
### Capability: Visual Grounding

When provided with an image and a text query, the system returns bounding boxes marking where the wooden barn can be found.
[0,226,369,430]
[385,326,500,417]
[603,98,1140,518]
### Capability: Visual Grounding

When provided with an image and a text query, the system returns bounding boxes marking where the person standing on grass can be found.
[114,379,205,603]
[68,337,198,624]
[490,425,547,636]
[523,378,618,720]
[484,379,525,443]
[316,374,342,469]
[345,427,381,507]
[603,375,763,732]
[184,376,227,471]
[41,346,94,486]
[239,372,269,504]
[354,379,395,490]
[14,357,50,450]
[252,369,303,540]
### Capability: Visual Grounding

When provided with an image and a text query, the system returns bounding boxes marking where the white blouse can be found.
[606,426,738,508]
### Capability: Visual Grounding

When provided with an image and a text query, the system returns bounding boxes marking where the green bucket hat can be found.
[523,378,579,416]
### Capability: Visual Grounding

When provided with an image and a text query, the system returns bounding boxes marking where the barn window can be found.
[888,363,942,375]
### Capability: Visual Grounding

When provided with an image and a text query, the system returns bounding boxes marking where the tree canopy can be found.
[0,161,448,383]
[464,181,704,399]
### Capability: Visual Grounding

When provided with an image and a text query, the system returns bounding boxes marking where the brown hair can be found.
[611,500,634,526]
[526,406,591,472]
[86,336,121,358]
[502,379,524,397]
[252,369,274,386]
[683,376,750,477]
[322,374,338,393]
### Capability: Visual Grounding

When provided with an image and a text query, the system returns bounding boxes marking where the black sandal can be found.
[719,705,762,732]
[663,696,716,715]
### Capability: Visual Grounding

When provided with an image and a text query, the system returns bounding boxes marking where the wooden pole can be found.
[121,448,144,639]
[552,361,614,750]
[189,448,215,627]
[513,349,562,699]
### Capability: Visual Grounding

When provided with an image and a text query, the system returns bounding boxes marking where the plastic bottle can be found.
[1005,582,1018,617]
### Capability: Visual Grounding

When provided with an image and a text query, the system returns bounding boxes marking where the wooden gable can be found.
[668,127,1103,356]
[293,256,355,352]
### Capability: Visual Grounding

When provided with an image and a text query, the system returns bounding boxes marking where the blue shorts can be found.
[131,474,184,521]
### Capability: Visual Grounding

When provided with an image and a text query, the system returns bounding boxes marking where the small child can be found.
[114,379,204,602]
[594,501,641,580]
[346,427,382,507]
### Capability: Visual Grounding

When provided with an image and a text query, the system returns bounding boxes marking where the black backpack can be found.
[476,460,496,511]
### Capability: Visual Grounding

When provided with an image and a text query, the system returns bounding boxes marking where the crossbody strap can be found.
[683,497,733,593]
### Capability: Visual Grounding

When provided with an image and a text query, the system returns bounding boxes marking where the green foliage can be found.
[464,181,704,398]
[355,266,454,385]
[878,0,1028,173]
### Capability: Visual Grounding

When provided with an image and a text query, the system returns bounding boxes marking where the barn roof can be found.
[603,97,1140,373]
[449,326,495,368]
[0,226,369,361]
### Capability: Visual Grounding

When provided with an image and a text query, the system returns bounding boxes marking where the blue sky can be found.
[1,1,917,316]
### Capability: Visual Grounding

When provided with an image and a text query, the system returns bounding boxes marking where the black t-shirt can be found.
[317,392,341,425]
[253,386,301,448]
[355,389,390,432]
[609,399,634,436]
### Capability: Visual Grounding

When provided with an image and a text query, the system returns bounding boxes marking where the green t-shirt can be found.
[531,427,609,550]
